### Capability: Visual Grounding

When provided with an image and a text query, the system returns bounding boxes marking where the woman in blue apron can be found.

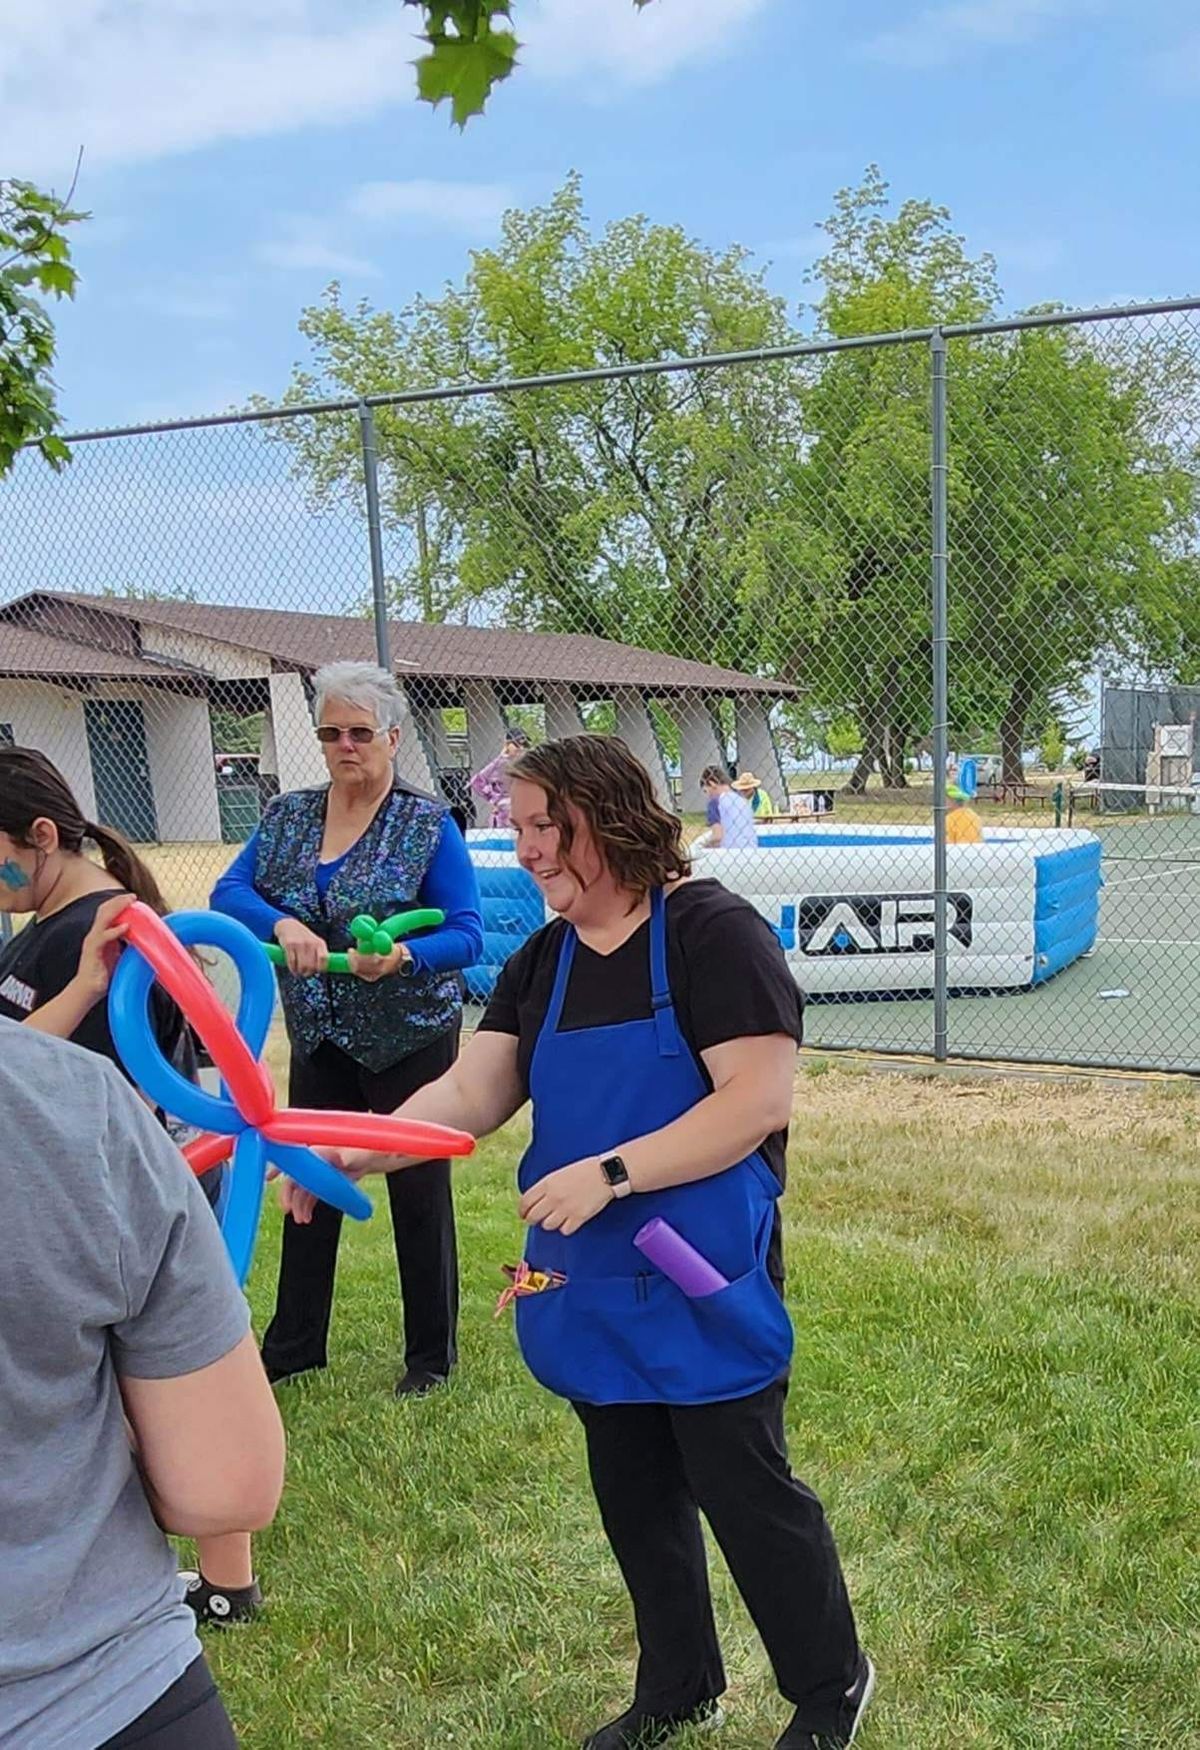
[282,734,872,1750]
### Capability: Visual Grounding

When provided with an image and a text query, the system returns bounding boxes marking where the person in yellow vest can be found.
[732,772,774,820]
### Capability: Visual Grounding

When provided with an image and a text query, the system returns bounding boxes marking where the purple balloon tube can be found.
[633,1218,729,1298]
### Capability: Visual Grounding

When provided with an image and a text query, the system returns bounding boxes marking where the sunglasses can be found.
[315,725,388,745]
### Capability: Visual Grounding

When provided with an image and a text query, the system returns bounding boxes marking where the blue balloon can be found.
[109,945,241,1132]
[264,1138,374,1224]
[224,1130,268,1286]
[107,905,373,1284]
[957,757,978,800]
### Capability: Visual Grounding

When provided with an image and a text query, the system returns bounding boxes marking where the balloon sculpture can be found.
[263,907,444,974]
[107,901,474,1284]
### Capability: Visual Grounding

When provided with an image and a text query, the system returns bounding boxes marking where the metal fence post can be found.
[930,328,950,1062]
[358,400,391,671]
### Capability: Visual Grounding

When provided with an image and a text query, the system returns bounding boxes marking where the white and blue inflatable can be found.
[464,823,1102,1002]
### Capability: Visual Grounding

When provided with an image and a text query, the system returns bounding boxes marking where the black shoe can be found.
[774,1657,875,1749]
[180,1570,264,1628]
[394,1369,448,1398]
[582,1698,724,1748]
[263,1362,322,1386]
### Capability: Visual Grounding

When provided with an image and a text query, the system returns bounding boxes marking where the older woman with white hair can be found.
[211,661,483,1406]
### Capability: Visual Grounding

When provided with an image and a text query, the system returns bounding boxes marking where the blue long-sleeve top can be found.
[211,815,483,976]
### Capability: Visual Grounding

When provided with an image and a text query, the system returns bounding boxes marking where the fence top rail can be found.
[22,293,1200,450]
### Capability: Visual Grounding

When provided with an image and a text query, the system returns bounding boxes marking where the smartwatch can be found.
[599,1154,633,1199]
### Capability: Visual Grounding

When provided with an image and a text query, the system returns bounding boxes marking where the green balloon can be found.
[264,907,445,975]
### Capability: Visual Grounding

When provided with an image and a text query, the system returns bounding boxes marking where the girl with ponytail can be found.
[0,745,265,1628]
[0,746,172,1057]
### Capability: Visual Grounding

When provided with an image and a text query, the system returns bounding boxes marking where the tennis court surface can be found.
[803,806,1200,1073]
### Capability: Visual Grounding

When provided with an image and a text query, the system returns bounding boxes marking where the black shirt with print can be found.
[0,892,182,1069]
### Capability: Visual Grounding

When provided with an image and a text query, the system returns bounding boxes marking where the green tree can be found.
[1,175,86,477]
[749,168,1198,790]
[267,175,796,668]
[950,319,1197,783]
[745,167,998,791]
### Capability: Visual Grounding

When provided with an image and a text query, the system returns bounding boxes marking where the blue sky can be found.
[5,0,1199,432]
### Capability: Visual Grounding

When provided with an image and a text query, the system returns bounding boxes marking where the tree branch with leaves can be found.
[403,1,655,126]
[0,173,86,477]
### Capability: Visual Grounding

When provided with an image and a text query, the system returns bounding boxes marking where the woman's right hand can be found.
[272,918,329,977]
[275,1148,371,1225]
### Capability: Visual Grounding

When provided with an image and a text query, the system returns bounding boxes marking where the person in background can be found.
[732,771,774,819]
[211,660,483,1400]
[0,1022,285,1749]
[469,725,531,828]
[697,765,758,849]
[284,734,871,1750]
[0,747,263,1630]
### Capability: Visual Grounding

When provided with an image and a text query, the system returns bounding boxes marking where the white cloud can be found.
[0,0,778,183]
[0,0,424,180]
[256,222,380,278]
[520,0,772,87]
[349,179,514,236]
[864,0,1087,69]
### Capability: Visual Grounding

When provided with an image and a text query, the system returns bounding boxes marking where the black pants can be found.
[260,1030,460,1379]
[100,1657,236,1748]
[574,1379,861,1736]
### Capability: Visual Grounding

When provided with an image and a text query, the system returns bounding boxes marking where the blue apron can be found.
[515,887,794,1406]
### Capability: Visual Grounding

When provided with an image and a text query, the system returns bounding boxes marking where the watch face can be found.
[601,1156,628,1186]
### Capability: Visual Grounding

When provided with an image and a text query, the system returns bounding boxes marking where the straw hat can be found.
[732,772,762,792]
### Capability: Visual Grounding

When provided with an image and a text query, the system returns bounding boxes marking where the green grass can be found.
[199,1068,1200,1749]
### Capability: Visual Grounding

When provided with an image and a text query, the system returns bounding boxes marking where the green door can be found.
[84,699,159,842]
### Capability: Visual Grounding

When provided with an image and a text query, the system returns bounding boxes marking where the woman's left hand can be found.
[347,942,412,983]
[519,1157,612,1236]
[75,893,132,998]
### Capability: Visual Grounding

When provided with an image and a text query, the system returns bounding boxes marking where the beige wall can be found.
[138,625,269,681]
[0,680,97,817]
[0,679,221,842]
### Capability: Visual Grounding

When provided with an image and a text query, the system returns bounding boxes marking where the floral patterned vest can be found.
[254,784,460,1072]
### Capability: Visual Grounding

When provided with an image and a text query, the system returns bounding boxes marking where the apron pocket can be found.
[515,1265,793,1406]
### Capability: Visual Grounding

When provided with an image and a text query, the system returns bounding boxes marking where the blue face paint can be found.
[0,859,31,891]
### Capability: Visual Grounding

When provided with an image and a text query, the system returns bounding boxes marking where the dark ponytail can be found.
[0,745,168,915]
[84,820,168,914]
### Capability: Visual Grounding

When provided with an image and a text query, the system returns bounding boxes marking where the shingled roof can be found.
[0,617,194,684]
[0,592,793,697]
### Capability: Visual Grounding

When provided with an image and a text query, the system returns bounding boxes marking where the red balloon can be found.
[183,1132,235,1176]
[262,1108,475,1160]
[121,901,276,1128]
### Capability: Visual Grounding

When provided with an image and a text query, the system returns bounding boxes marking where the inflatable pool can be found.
[463,824,1102,1001]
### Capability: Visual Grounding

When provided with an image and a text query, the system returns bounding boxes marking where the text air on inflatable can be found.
[463,825,1102,1000]
[107,901,474,1283]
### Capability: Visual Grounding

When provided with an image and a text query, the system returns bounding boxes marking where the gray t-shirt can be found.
[0,1022,251,1749]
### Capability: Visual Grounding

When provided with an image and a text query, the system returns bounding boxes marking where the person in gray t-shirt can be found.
[0,1021,285,1750]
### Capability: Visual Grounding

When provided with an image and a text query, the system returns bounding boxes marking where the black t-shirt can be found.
[480,880,803,1278]
[0,892,182,1071]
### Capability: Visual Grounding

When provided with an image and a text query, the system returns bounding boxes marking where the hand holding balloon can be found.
[264,908,445,975]
[107,900,472,1284]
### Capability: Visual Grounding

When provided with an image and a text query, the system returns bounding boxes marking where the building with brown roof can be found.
[0,591,792,843]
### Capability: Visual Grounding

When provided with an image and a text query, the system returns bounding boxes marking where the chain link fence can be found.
[2,296,1198,1071]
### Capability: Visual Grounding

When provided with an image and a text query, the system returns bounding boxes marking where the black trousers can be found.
[574,1379,861,1736]
[260,1030,460,1379]
[100,1657,236,1748]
